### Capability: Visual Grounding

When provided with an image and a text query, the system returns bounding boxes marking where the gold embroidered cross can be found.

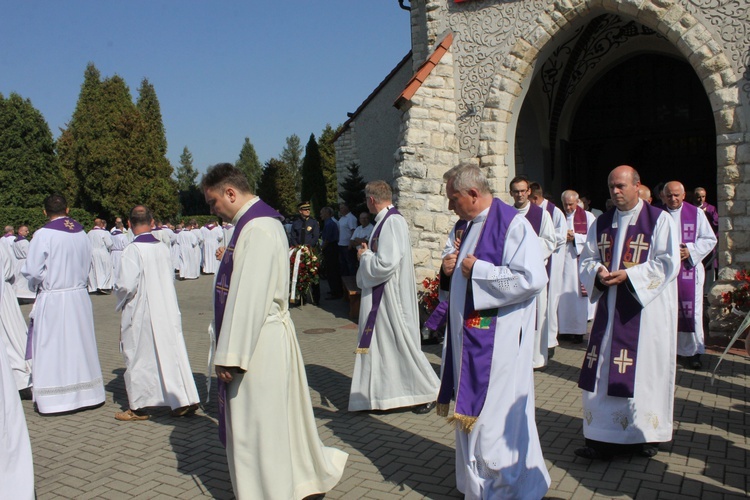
[629,234,650,263]
[613,349,634,374]
[586,345,598,369]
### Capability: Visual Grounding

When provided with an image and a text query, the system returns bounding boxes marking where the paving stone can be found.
[18,276,749,499]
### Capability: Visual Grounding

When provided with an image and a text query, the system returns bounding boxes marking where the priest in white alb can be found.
[529,182,567,358]
[0,242,32,398]
[110,220,129,283]
[201,219,223,274]
[349,180,440,414]
[203,163,347,499]
[113,205,201,421]
[438,164,550,499]
[576,165,680,460]
[177,221,201,280]
[557,190,596,343]
[87,218,114,293]
[663,181,716,370]
[22,193,105,415]
[0,331,34,500]
[508,176,556,369]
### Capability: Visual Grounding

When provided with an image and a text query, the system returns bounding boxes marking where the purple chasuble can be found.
[26,217,85,359]
[437,198,518,431]
[213,200,283,447]
[356,207,401,353]
[578,203,660,398]
[676,202,698,333]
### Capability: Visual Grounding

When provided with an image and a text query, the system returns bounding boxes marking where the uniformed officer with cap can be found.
[290,201,321,303]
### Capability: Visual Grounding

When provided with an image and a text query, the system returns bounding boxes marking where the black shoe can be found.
[19,387,32,400]
[574,446,612,461]
[638,444,659,457]
[690,354,703,370]
[413,401,436,414]
[572,336,584,344]
[548,347,555,360]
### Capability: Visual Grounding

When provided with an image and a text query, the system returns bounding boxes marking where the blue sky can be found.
[0,2,411,173]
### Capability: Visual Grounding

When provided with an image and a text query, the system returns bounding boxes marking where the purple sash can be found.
[213,200,283,447]
[677,203,698,333]
[133,233,159,244]
[437,198,517,431]
[578,203,660,398]
[44,217,83,233]
[355,207,401,353]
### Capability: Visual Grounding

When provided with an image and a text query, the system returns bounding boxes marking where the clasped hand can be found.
[596,267,628,287]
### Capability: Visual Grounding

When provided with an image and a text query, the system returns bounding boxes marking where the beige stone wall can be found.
[393,49,460,281]
[334,126,358,187]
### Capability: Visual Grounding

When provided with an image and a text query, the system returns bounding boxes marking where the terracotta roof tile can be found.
[394,32,453,109]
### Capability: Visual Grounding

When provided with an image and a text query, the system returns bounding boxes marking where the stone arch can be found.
[477,0,742,266]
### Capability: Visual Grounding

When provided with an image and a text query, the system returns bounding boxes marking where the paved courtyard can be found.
[19,276,750,499]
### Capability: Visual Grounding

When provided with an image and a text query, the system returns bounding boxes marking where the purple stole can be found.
[524,203,542,235]
[676,203,698,333]
[573,206,589,296]
[213,200,283,447]
[26,217,84,359]
[133,232,159,244]
[14,235,26,243]
[355,207,401,353]
[578,203,660,398]
[437,198,518,432]
[111,230,123,236]
[90,226,103,231]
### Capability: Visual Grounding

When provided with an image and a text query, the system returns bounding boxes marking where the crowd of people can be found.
[0,161,721,499]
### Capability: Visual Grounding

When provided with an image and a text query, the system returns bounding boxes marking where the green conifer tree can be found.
[0,93,62,208]
[235,137,263,191]
[280,134,303,195]
[257,158,297,217]
[175,146,199,191]
[339,162,368,216]
[319,124,340,206]
[300,134,326,215]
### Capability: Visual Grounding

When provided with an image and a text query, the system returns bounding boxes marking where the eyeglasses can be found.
[510,189,529,195]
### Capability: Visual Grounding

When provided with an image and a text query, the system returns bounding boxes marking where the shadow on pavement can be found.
[306,364,461,498]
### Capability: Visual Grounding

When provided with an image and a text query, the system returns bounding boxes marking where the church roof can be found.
[333,51,413,142]
[394,32,453,109]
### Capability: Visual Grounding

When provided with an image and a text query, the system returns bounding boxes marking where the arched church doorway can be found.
[566,53,716,210]
[514,15,716,212]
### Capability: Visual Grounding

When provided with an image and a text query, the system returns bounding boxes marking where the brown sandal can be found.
[115,409,149,421]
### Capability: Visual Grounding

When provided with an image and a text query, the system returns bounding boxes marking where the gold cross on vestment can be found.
[597,233,610,254]
[629,234,650,263]
[64,219,74,230]
[216,274,230,305]
[613,349,634,374]
[586,345,598,369]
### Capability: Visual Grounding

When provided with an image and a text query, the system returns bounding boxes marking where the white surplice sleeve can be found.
[0,244,12,282]
[538,211,556,261]
[574,212,597,256]
[356,216,405,290]
[552,206,567,251]
[114,245,141,311]
[625,212,681,308]
[470,216,548,310]
[579,221,606,305]
[22,230,49,289]
[686,209,717,267]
